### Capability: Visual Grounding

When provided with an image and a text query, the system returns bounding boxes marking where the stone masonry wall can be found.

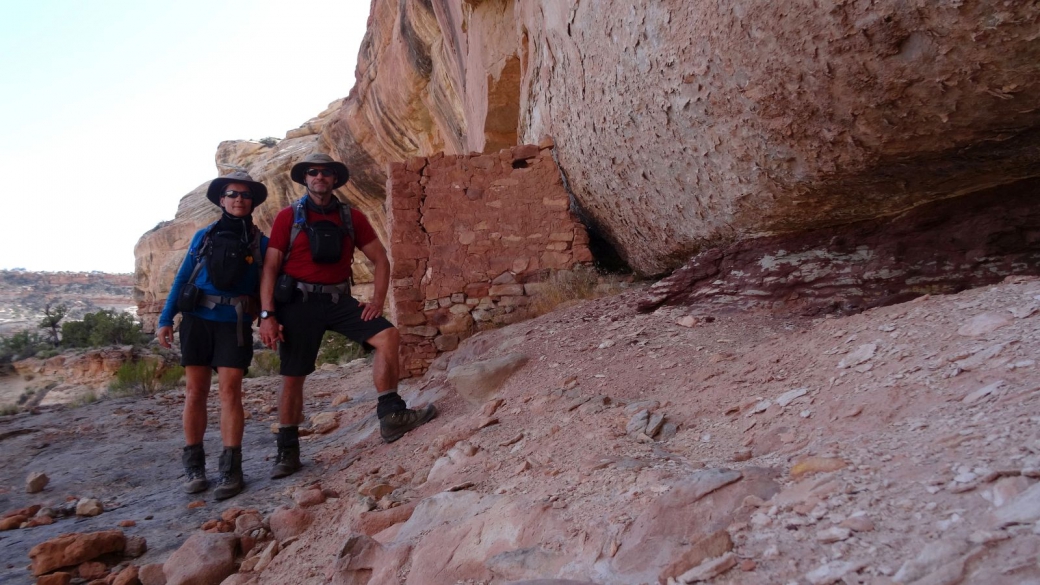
[387,140,592,378]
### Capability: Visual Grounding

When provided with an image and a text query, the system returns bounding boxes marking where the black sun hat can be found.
[206,171,269,207]
[290,152,350,189]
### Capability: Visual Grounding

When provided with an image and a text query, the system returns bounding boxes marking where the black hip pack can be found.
[306,221,344,264]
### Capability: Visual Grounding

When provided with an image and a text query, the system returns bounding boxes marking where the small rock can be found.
[958,312,1011,337]
[0,515,26,530]
[26,471,49,494]
[75,498,103,517]
[331,393,351,407]
[838,344,876,369]
[775,387,807,407]
[816,526,851,543]
[626,410,650,435]
[187,500,206,509]
[731,449,752,462]
[293,488,326,508]
[962,381,1003,405]
[124,535,147,558]
[676,552,737,583]
[677,315,698,328]
[805,561,866,585]
[118,520,136,528]
[358,482,394,500]
[839,514,875,532]
[253,540,279,573]
[112,565,139,585]
[790,456,847,478]
[309,411,339,434]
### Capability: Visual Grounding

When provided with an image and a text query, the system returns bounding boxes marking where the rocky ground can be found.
[2,276,1040,584]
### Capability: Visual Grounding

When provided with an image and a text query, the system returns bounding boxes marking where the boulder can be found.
[269,506,313,542]
[29,530,126,576]
[163,532,238,585]
[447,353,529,405]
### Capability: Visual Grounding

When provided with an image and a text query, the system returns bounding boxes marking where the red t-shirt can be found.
[269,204,378,284]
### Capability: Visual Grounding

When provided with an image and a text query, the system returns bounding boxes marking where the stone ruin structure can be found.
[386,141,592,377]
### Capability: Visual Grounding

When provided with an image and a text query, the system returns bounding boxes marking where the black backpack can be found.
[182,222,263,299]
[289,196,355,264]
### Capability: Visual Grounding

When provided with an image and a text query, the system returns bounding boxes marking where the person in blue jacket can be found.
[157,170,269,500]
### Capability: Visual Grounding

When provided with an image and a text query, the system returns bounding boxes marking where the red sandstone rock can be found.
[112,565,140,585]
[137,563,165,585]
[162,532,238,585]
[36,573,72,585]
[29,530,126,576]
[269,506,313,542]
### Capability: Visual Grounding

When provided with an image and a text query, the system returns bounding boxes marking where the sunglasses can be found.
[305,168,336,178]
[223,190,254,200]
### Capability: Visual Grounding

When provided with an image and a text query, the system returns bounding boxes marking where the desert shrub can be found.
[109,360,183,397]
[62,309,148,348]
[0,330,52,363]
[0,404,18,416]
[316,331,365,366]
[259,137,280,147]
[527,265,624,317]
[248,350,281,378]
[71,391,99,408]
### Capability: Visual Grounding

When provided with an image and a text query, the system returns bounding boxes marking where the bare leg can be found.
[217,367,245,447]
[279,376,306,425]
[183,366,212,445]
[366,327,400,394]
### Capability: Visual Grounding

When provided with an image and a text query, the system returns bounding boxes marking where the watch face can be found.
[261,310,271,319]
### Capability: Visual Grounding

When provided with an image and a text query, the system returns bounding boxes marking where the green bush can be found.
[0,330,52,363]
[62,310,148,348]
[71,391,99,408]
[248,350,281,378]
[316,331,365,366]
[0,404,18,416]
[109,360,183,397]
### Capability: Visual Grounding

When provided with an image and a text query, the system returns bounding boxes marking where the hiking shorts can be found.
[277,292,394,377]
[179,313,254,371]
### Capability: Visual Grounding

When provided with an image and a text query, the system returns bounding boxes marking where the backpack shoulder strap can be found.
[286,197,309,257]
[187,221,219,285]
[250,225,264,271]
[338,199,355,243]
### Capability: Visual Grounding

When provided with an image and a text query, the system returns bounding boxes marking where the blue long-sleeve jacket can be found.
[158,227,269,328]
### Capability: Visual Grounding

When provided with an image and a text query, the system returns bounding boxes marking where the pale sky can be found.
[0,1,371,273]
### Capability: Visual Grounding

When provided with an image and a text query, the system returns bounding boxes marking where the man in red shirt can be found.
[259,152,436,479]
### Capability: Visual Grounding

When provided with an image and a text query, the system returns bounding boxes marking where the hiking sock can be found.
[276,425,300,449]
[376,391,408,419]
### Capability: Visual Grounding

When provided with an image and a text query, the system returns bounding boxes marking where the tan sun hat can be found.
[290,152,350,189]
[206,171,268,207]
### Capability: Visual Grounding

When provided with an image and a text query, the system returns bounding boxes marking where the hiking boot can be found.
[270,426,302,479]
[181,444,208,494]
[269,445,301,479]
[213,447,244,500]
[380,404,437,443]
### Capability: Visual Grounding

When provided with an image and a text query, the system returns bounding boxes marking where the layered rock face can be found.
[514,1,1040,274]
[136,0,1040,319]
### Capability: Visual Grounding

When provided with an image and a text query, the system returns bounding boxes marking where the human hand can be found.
[259,318,284,349]
[358,298,383,321]
[157,326,174,349]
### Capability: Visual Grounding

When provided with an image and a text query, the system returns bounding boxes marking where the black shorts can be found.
[179,314,253,371]
[277,292,394,377]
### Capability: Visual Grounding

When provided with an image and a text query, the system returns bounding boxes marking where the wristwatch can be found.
[260,310,275,320]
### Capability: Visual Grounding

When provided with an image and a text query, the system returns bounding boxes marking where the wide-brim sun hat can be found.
[206,171,269,207]
[290,152,350,189]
